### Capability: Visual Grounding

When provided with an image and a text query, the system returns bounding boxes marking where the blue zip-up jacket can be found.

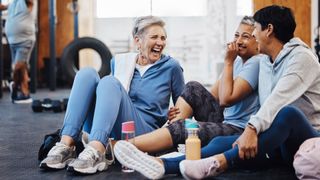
[111,54,185,129]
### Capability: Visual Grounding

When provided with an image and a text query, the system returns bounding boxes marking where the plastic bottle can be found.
[185,119,201,160]
[121,121,135,173]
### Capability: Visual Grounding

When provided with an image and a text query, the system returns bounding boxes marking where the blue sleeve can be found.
[110,57,115,76]
[171,62,185,104]
[236,56,260,90]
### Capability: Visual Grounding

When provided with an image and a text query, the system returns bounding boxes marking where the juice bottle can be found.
[185,119,201,160]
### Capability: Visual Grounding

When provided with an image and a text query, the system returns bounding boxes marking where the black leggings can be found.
[167,81,243,147]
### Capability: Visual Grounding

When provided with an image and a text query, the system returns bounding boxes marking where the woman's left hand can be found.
[232,126,258,159]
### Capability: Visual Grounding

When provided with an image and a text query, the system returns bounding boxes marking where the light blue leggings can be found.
[162,106,320,174]
[60,68,154,146]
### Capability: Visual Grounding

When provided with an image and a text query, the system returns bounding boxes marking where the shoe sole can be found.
[13,98,33,104]
[68,162,108,174]
[114,141,165,179]
[39,158,74,170]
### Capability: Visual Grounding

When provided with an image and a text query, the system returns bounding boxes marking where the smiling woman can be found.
[39,15,185,175]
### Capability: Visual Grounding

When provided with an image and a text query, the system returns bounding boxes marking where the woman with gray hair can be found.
[39,16,185,175]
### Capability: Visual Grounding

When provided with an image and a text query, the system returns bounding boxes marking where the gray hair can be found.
[240,16,255,26]
[132,16,166,37]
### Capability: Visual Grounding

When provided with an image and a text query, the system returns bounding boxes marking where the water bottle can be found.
[121,121,135,173]
[185,119,201,160]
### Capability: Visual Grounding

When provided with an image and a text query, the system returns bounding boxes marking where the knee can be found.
[182,81,203,96]
[185,81,202,89]
[75,67,99,83]
[209,136,227,145]
[97,75,121,91]
[274,105,305,126]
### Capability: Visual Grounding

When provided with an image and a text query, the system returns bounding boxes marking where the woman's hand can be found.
[232,126,258,159]
[167,107,180,122]
[225,42,238,64]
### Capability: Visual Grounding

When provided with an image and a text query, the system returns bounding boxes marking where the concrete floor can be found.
[0,88,297,180]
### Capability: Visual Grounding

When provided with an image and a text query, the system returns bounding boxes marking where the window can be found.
[96,0,207,18]
[237,0,253,16]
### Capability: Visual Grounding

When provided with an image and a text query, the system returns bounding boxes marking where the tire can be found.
[61,37,113,83]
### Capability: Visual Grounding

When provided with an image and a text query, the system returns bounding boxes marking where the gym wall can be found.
[253,0,311,47]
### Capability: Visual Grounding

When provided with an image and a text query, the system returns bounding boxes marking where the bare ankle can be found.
[89,141,106,154]
[214,154,228,172]
[61,135,75,147]
[154,157,164,165]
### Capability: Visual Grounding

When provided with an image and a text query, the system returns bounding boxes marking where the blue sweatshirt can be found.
[111,54,185,129]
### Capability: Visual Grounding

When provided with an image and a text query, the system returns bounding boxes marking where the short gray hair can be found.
[132,16,166,37]
[240,16,255,26]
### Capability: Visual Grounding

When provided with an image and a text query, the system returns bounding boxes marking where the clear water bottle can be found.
[121,121,135,173]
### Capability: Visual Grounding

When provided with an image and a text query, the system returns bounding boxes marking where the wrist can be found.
[224,59,234,66]
[246,123,257,134]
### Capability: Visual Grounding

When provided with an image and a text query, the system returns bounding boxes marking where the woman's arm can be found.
[171,64,185,105]
[218,43,258,107]
[249,52,319,134]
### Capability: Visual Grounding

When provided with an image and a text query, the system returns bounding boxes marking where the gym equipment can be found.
[48,0,56,90]
[32,98,68,113]
[62,98,68,111]
[61,37,112,83]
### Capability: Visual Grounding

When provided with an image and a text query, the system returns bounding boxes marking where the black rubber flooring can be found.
[0,88,298,180]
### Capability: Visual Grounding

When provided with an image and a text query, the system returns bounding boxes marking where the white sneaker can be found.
[114,140,165,179]
[39,142,76,169]
[179,157,221,179]
[67,145,108,174]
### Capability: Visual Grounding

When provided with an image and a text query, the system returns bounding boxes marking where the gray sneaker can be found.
[105,138,115,165]
[39,142,76,169]
[67,145,108,174]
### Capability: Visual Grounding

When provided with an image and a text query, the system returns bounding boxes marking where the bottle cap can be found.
[185,119,199,129]
[122,121,135,133]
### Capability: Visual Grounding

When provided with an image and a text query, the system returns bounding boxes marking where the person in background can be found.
[113,16,263,179]
[39,15,185,175]
[0,0,36,103]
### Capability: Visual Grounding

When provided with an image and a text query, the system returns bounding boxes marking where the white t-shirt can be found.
[135,63,154,77]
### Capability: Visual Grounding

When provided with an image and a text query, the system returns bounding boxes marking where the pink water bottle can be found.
[121,121,135,173]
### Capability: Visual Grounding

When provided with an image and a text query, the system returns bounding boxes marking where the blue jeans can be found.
[162,106,320,174]
[10,40,35,65]
[60,68,154,146]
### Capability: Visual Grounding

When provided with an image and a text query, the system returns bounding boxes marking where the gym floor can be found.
[0,89,298,180]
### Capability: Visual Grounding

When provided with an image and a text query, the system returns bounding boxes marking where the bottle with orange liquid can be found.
[121,121,135,173]
[185,119,201,160]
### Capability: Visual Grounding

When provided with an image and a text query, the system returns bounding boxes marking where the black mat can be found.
[0,89,297,180]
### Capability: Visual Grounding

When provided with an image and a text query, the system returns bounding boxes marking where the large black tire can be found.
[61,37,113,83]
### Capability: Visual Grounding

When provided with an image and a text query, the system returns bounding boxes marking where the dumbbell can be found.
[62,98,68,111]
[32,98,64,113]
